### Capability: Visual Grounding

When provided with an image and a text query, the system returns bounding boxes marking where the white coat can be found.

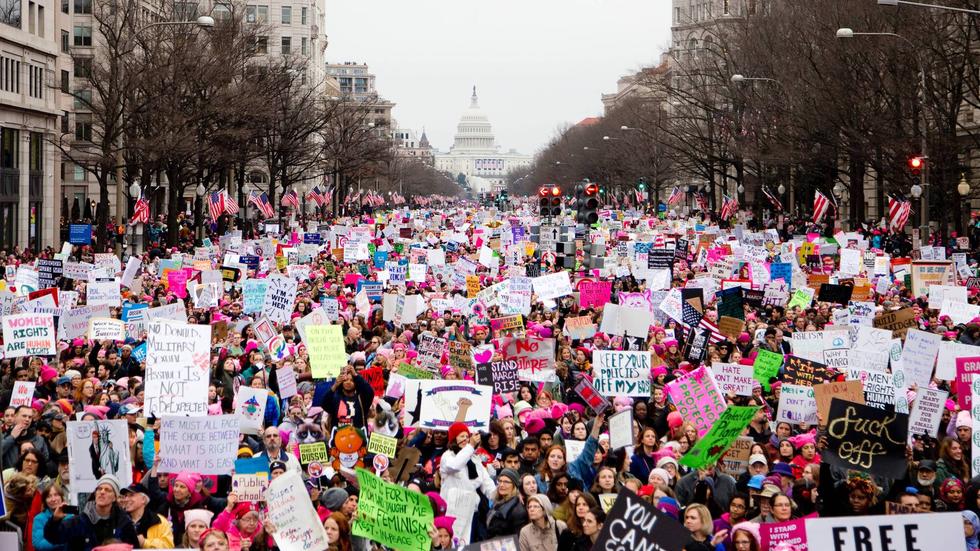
[439,444,496,545]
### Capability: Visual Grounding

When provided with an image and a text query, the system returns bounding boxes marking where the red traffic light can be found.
[909,156,923,174]
[538,186,550,197]
[550,186,561,196]
[584,183,599,196]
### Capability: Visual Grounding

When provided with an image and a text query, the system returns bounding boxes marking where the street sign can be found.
[539,224,558,251]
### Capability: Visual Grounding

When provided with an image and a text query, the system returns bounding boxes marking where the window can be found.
[28,1,34,34]
[61,111,69,134]
[74,164,84,181]
[73,25,92,47]
[281,36,290,55]
[213,3,231,21]
[1,0,22,28]
[301,6,306,24]
[723,0,730,15]
[37,5,43,37]
[174,2,198,20]
[61,0,67,13]
[281,5,290,24]
[74,57,91,78]
[60,69,68,92]
[73,88,91,109]
[73,0,91,14]
[245,4,267,23]
[29,132,42,171]
[301,37,308,56]
[61,30,69,52]
[75,116,92,141]
[1,127,19,169]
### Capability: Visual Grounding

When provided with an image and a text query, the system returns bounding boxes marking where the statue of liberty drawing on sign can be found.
[88,423,120,478]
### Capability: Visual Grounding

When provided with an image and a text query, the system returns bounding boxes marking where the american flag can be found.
[761,186,783,211]
[720,194,739,219]
[248,191,275,219]
[281,189,300,209]
[813,191,833,224]
[306,185,327,207]
[223,190,239,215]
[694,192,710,213]
[667,186,684,206]
[888,195,912,231]
[207,191,225,221]
[678,317,726,344]
[129,194,150,225]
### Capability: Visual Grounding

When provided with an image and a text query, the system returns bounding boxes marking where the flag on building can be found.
[720,194,739,219]
[813,191,833,223]
[207,191,225,221]
[223,190,239,215]
[129,194,150,225]
[667,186,684,206]
[761,186,783,211]
[248,191,275,219]
[281,189,300,209]
[888,195,912,231]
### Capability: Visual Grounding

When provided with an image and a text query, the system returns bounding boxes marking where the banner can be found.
[266,470,329,551]
[592,490,691,551]
[499,337,556,383]
[2,313,56,357]
[306,325,347,378]
[666,366,727,434]
[680,405,759,469]
[579,280,612,308]
[592,350,652,397]
[158,415,239,474]
[352,468,433,551]
[418,380,493,432]
[822,399,908,478]
[805,512,960,551]
[144,321,211,416]
[66,420,132,495]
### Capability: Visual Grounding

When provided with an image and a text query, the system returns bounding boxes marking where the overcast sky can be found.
[324,0,672,156]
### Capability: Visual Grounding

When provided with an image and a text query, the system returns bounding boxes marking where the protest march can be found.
[1,196,980,551]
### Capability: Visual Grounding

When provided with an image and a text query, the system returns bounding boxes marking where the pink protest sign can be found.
[579,281,612,309]
[955,356,980,408]
[760,515,813,551]
[666,365,727,435]
[343,273,363,286]
[167,270,188,298]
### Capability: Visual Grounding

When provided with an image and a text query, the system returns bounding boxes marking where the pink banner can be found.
[579,281,612,309]
[955,356,980,408]
[760,515,814,551]
[665,366,727,435]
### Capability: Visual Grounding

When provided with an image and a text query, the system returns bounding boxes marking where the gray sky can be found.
[324,0,672,156]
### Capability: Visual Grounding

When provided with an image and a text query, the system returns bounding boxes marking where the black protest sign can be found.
[525,262,541,278]
[37,259,63,289]
[593,490,691,551]
[647,250,674,275]
[817,283,853,305]
[783,355,829,387]
[675,238,690,260]
[681,288,704,327]
[717,286,745,320]
[684,328,711,364]
[821,399,909,479]
[476,360,519,395]
[744,288,764,308]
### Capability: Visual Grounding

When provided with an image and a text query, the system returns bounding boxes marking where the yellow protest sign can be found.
[466,275,480,298]
[306,325,347,378]
[367,433,398,457]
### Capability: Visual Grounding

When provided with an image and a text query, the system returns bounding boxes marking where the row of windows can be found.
[27,65,44,99]
[252,36,308,56]
[0,57,22,94]
[61,0,90,15]
[246,5,308,24]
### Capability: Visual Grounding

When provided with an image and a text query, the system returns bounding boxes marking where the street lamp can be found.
[836,27,929,230]
[910,184,923,198]
[877,0,980,15]
[128,182,140,255]
[777,184,785,195]
[959,174,971,196]
[196,183,206,197]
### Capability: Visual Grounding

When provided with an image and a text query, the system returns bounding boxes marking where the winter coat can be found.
[439,444,496,546]
[43,502,138,551]
[518,518,566,551]
[31,509,72,551]
[486,495,528,538]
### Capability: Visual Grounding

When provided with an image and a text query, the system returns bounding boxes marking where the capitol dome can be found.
[451,87,498,153]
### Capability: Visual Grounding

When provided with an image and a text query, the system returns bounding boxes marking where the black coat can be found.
[44,503,138,551]
[486,495,528,538]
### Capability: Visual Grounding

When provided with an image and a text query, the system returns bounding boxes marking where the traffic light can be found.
[539,186,562,217]
[909,156,923,175]
[576,182,599,225]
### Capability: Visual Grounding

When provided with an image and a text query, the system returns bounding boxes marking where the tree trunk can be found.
[166,169,182,247]
[96,174,110,252]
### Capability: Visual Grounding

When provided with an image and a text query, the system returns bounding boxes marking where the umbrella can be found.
[71,198,80,221]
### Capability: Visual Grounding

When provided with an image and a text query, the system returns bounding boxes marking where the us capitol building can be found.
[434,87,532,194]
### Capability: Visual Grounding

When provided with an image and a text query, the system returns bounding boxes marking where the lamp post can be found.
[959,173,971,233]
[878,0,980,15]
[836,28,929,233]
[128,181,140,256]
[195,182,205,240]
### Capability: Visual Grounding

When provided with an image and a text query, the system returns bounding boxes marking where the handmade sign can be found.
[66,420,132,498]
[592,350,652,397]
[783,356,829,387]
[417,380,493,432]
[144,321,211,416]
[475,359,520,395]
[235,387,268,434]
[573,377,610,414]
[805,512,959,551]
[352,468,433,551]
[753,349,783,391]
[908,387,948,438]
[666,366,728,434]
[592,491,691,551]
[2,313,56,358]
[499,337,556,382]
[9,381,35,408]
[232,457,269,502]
[262,276,298,324]
[680,405,759,469]
[88,317,126,341]
[158,415,239,475]
[711,362,754,396]
[579,280,612,308]
[306,325,347,378]
[813,380,864,421]
[608,408,634,450]
[266,470,330,551]
[822,399,909,478]
[776,383,818,425]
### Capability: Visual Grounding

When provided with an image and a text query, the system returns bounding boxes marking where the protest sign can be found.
[717,316,746,340]
[352,468,433,551]
[448,340,472,371]
[417,334,446,370]
[306,325,347,378]
[719,436,753,476]
[573,376,611,414]
[475,359,519,395]
[579,280,612,308]
[158,415,239,474]
[791,329,848,363]
[564,315,597,340]
[235,386,268,434]
[813,380,864,421]
[822,399,909,478]
[66,420,132,495]
[783,356,829,387]
[88,317,125,341]
[499,337,556,382]
[776,383,818,425]
[711,362,754,396]
[531,270,572,300]
[805,512,959,551]
[242,279,269,314]
[593,350,652,397]
[761,516,811,551]
[266,470,330,551]
[817,283,853,305]
[910,260,954,297]
[36,258,63,289]
[787,287,814,309]
[681,405,759,469]
[262,276,298,324]
[908,387,948,438]
[418,380,493,432]
[2,313,56,358]
[608,408,634,450]
[367,433,398,457]
[753,349,783,391]
[9,381,35,408]
[592,491,691,551]
[901,329,941,389]
[489,314,525,338]
[956,356,980,409]
[666,366,728,434]
[872,307,917,339]
[298,442,328,465]
[144,321,211,416]
[232,457,269,502]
